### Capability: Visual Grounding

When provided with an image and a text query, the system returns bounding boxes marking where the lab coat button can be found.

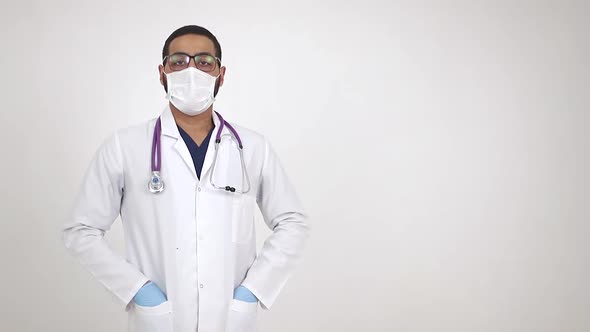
[197,187,201,192]
[200,284,204,288]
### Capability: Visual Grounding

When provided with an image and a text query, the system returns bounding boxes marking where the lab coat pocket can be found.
[225,299,258,332]
[232,195,255,244]
[130,300,173,332]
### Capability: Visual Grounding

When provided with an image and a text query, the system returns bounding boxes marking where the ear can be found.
[218,66,226,88]
[158,64,165,85]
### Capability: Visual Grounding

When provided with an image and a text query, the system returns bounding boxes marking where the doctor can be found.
[62,25,310,332]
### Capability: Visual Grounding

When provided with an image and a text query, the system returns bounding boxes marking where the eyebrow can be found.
[171,51,215,57]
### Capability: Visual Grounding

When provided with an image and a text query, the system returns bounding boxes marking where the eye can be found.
[169,54,188,66]
[205,55,216,64]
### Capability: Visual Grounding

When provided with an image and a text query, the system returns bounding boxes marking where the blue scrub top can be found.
[177,124,215,180]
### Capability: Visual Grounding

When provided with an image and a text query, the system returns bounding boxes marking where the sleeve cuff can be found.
[124,275,151,312]
[240,281,274,310]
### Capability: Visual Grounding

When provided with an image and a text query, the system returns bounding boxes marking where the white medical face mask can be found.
[164,67,219,116]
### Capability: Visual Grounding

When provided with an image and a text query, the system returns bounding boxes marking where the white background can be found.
[0,0,588,331]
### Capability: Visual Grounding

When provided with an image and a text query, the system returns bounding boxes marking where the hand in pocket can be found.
[226,299,258,332]
[133,280,167,306]
[130,300,173,332]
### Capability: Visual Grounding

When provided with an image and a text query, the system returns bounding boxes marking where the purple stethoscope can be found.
[148,111,251,194]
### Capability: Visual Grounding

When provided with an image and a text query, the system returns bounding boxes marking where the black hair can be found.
[162,25,222,63]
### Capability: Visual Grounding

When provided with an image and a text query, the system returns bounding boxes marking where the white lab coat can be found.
[62,105,310,332]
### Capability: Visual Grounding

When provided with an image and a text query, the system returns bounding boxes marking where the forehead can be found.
[169,34,216,55]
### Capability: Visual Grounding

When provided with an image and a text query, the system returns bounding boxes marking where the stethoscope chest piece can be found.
[148,171,165,193]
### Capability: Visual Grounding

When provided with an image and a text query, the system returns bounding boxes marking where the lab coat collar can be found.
[160,104,179,138]
[160,104,221,138]
[158,103,225,182]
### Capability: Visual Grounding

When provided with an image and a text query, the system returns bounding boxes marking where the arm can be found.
[240,137,311,309]
[61,131,150,312]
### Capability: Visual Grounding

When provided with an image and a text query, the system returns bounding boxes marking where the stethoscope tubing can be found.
[149,111,250,194]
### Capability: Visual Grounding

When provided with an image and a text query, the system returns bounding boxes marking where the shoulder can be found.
[92,117,156,161]
[114,117,157,144]
[111,117,158,149]
[222,118,268,151]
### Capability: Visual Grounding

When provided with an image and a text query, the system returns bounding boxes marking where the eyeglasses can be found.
[163,52,221,72]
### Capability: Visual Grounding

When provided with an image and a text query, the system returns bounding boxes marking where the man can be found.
[62,25,310,332]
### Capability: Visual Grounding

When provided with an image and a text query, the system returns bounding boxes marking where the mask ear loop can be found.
[161,64,172,101]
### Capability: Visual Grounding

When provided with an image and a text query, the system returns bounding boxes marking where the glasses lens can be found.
[195,55,217,72]
[168,53,190,70]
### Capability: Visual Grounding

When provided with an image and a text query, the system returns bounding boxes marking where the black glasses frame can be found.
[162,52,222,72]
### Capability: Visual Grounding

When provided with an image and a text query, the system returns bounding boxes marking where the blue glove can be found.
[133,281,167,307]
[233,285,258,303]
